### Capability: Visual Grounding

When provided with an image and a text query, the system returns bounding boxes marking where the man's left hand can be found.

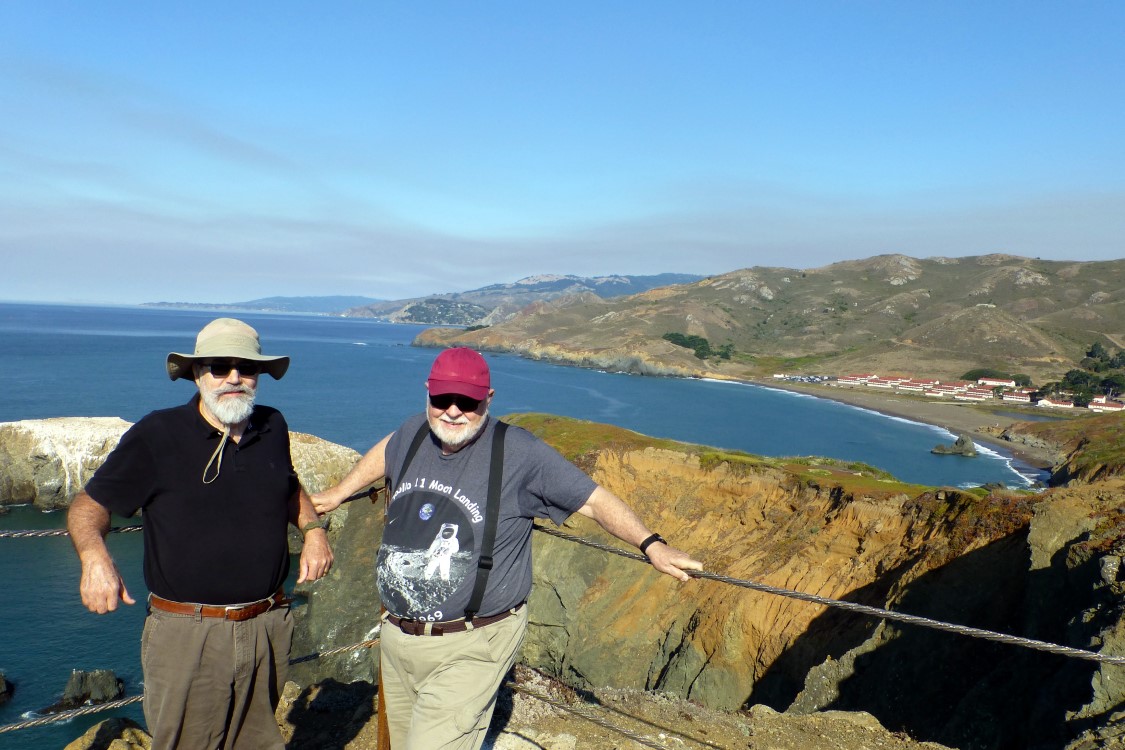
[297,528,333,583]
[645,542,703,582]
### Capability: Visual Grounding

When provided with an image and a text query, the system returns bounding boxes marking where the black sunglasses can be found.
[429,393,482,412]
[201,359,262,377]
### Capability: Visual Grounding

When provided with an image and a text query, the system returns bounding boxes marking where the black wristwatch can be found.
[639,533,666,556]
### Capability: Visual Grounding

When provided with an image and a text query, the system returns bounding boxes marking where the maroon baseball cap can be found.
[427,347,491,400]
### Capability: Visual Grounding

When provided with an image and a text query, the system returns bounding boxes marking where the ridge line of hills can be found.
[141,273,703,318]
[411,253,1125,385]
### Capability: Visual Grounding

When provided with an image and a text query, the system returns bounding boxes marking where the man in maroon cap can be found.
[314,347,700,750]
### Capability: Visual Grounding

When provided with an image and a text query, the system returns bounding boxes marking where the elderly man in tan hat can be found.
[68,318,332,750]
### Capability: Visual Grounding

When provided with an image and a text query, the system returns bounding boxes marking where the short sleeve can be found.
[520,432,597,525]
[84,422,158,518]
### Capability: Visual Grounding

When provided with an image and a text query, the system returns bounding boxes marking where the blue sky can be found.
[1,2,1122,304]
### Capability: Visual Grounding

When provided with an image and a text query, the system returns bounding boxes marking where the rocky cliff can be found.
[0,418,130,510]
[300,414,1125,750]
[1002,412,1125,486]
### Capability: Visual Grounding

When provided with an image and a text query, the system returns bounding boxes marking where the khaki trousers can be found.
[380,606,528,750]
[141,605,292,750]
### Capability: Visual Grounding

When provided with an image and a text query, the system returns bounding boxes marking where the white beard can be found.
[427,401,488,449]
[201,384,256,426]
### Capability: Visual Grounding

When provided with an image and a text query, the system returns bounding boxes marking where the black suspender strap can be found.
[465,420,507,622]
[389,419,509,623]
[388,422,431,495]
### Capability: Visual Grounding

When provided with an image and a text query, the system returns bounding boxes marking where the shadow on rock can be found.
[752,527,1115,750]
[62,717,150,750]
[282,678,377,750]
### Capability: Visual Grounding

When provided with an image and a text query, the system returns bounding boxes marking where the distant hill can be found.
[412,254,1125,384]
[143,296,384,315]
[343,273,703,325]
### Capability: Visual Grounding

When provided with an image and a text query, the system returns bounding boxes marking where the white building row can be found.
[835,373,1123,412]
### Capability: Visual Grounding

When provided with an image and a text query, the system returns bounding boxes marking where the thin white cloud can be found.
[1,4,1122,305]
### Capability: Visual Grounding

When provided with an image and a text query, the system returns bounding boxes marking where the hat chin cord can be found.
[202,426,230,484]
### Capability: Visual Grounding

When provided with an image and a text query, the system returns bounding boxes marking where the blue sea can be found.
[0,302,1047,748]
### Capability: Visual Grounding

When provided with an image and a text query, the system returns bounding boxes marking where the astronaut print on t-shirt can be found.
[377,487,479,620]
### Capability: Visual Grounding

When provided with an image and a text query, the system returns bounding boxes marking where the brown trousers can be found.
[141,604,293,750]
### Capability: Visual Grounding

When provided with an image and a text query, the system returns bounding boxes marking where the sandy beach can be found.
[746,378,1062,470]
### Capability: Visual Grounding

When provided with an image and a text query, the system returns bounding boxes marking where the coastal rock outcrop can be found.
[289,432,362,493]
[42,669,124,714]
[286,431,362,555]
[993,425,1067,468]
[0,418,360,512]
[524,446,961,711]
[996,412,1125,486]
[0,418,129,509]
[62,717,151,750]
[412,316,712,379]
[930,433,977,456]
[0,670,11,705]
[414,325,706,378]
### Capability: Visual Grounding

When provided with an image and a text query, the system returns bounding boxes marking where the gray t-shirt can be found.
[378,414,596,620]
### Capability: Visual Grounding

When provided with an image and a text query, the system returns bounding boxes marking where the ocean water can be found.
[0,302,1046,747]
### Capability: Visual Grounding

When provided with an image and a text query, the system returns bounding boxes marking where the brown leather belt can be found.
[387,603,524,636]
[148,589,289,621]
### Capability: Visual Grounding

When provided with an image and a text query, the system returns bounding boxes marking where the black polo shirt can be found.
[86,394,298,605]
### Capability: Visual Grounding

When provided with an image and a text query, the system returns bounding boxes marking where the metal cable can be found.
[0,637,382,735]
[0,696,144,734]
[0,488,377,539]
[532,524,1125,668]
[507,682,669,749]
[288,637,380,665]
[0,525,141,539]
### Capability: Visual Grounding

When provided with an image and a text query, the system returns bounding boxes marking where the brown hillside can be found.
[903,306,1065,361]
[416,254,1125,384]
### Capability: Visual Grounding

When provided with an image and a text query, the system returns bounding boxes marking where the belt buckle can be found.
[223,602,256,620]
[397,617,443,636]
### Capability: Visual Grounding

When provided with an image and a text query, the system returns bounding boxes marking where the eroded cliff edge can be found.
[294,414,1124,749]
[515,418,1124,750]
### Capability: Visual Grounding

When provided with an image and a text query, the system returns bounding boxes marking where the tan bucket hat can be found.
[166,318,290,381]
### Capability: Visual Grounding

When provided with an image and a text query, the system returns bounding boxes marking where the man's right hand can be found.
[79,552,135,614]
[312,434,391,515]
[69,491,135,614]
[311,490,344,514]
